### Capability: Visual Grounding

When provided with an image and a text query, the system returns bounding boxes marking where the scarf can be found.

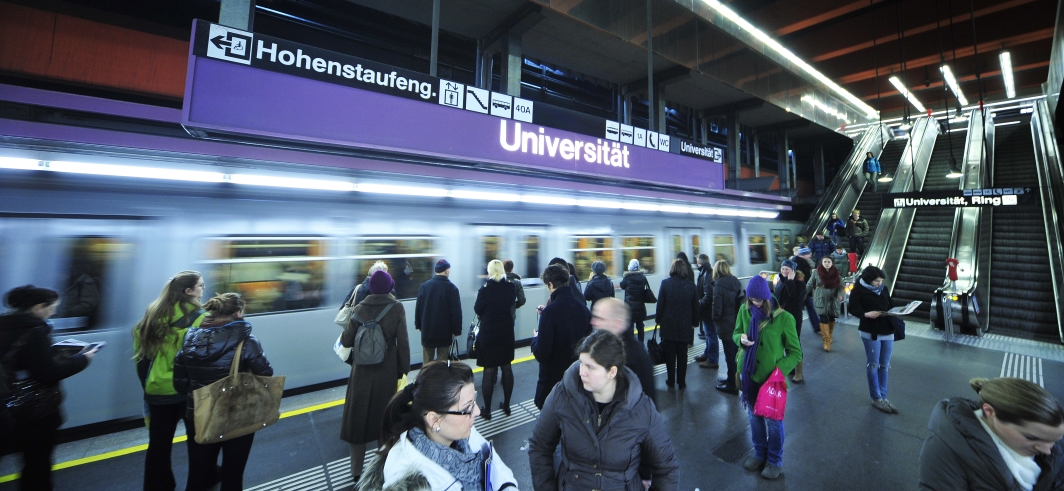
[739,301,770,410]
[817,264,841,289]
[408,426,485,491]
[860,278,884,295]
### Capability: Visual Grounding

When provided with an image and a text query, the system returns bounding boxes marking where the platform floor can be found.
[3,317,1063,491]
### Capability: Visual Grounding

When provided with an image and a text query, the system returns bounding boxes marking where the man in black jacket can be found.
[791,247,821,335]
[694,254,718,369]
[591,297,655,403]
[531,264,591,409]
[414,259,463,363]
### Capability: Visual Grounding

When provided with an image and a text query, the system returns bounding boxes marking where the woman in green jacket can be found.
[132,271,206,491]
[734,275,803,481]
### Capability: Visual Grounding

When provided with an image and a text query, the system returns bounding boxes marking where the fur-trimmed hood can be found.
[358,427,517,491]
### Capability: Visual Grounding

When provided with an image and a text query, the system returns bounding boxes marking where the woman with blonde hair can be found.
[711,260,742,394]
[473,259,517,418]
[919,377,1064,489]
[132,271,206,491]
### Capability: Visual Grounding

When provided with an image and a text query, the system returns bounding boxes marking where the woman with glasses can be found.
[359,360,517,491]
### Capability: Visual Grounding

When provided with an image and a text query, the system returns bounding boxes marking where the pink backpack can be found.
[753,367,788,421]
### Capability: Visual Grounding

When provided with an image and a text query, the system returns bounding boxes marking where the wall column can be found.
[219,0,255,30]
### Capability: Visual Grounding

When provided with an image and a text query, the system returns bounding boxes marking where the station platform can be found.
[2,318,1063,491]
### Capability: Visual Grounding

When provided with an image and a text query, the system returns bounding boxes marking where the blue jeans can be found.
[749,409,785,467]
[804,297,820,333]
[701,319,719,363]
[861,336,894,400]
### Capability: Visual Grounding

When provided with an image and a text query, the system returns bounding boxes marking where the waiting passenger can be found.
[619,260,652,343]
[827,212,847,245]
[582,260,615,308]
[531,264,591,409]
[675,251,695,283]
[590,297,655,403]
[473,260,518,419]
[0,285,98,491]
[657,258,700,389]
[793,247,822,336]
[414,259,462,363]
[132,271,207,491]
[808,257,845,352]
[502,259,527,318]
[847,266,899,414]
[809,229,835,263]
[174,293,273,491]
[548,257,583,302]
[735,276,802,480]
[359,361,518,491]
[830,244,851,275]
[864,151,882,192]
[529,330,680,491]
[918,377,1064,490]
[711,260,742,394]
[339,271,410,482]
[775,260,808,384]
[342,260,393,310]
[695,254,719,369]
[847,209,870,258]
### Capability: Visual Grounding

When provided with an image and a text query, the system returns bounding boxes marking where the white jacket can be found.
[378,427,518,491]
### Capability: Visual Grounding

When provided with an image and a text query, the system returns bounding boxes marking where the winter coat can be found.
[696,266,714,320]
[619,271,650,320]
[531,289,591,381]
[620,329,655,404]
[830,251,851,274]
[790,255,814,283]
[864,156,882,173]
[473,279,517,368]
[358,427,517,491]
[848,281,895,336]
[529,362,680,491]
[583,274,615,307]
[340,294,410,444]
[415,275,463,348]
[134,303,207,405]
[733,304,802,384]
[807,269,844,318]
[656,276,699,344]
[919,397,1064,491]
[173,319,273,412]
[0,312,90,420]
[711,275,742,339]
[809,237,835,261]
[847,216,871,238]
[828,218,847,237]
[774,277,807,327]
[506,272,527,317]
[569,280,584,303]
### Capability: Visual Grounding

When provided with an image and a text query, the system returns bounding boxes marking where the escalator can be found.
[987,122,1059,341]
[850,139,906,234]
[892,131,966,318]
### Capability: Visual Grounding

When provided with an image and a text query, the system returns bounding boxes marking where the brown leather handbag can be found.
[192,341,285,444]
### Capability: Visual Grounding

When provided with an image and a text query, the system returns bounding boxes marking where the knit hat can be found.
[797,247,812,256]
[434,259,451,273]
[628,259,640,271]
[368,270,394,294]
[591,261,606,274]
[746,275,772,300]
[782,259,798,271]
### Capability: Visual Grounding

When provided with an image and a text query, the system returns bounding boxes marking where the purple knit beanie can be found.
[368,270,394,294]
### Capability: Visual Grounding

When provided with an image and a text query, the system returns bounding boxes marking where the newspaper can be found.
[883,301,922,316]
[52,338,106,359]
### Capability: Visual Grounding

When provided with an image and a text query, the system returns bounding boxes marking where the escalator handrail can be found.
[944,109,988,297]
[801,125,888,239]
[1031,101,1064,344]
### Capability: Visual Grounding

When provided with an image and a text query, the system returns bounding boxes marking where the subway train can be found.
[0,168,801,429]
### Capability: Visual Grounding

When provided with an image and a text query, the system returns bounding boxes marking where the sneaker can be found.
[699,361,719,369]
[694,354,708,363]
[743,457,765,472]
[883,399,899,414]
[872,399,893,414]
[761,465,782,480]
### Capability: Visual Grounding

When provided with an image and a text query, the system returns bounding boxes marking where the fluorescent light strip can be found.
[940,65,969,106]
[888,76,927,113]
[1000,52,1016,99]
[10,159,227,182]
[800,95,851,123]
[355,183,448,197]
[576,198,622,209]
[229,174,354,191]
[0,157,41,171]
[449,190,521,201]
[520,195,577,206]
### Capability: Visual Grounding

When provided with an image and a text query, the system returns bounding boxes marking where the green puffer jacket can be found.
[134,303,206,405]
[733,303,802,385]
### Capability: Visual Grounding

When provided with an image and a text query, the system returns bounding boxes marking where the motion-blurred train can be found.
[0,169,800,429]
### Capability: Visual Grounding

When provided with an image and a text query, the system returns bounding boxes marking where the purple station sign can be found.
[182,21,725,191]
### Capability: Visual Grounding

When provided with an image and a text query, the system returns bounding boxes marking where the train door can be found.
[473,226,546,341]
[771,228,794,269]
[667,228,703,265]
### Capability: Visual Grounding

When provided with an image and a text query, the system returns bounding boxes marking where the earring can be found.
[435,426,441,432]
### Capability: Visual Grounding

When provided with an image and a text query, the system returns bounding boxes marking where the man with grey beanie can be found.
[583,261,615,307]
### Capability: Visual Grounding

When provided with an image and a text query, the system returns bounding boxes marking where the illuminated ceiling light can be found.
[48,161,226,182]
[356,183,448,197]
[229,174,354,191]
[1000,52,1016,99]
[701,0,879,119]
[800,95,852,124]
[659,204,692,214]
[939,65,969,106]
[0,157,42,171]
[620,201,661,212]
[888,76,927,113]
[520,195,578,206]
[449,190,521,201]
[576,198,622,209]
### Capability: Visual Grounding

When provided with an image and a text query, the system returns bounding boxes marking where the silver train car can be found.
[0,176,800,429]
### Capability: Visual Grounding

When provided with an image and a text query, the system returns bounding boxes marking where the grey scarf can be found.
[408,427,485,491]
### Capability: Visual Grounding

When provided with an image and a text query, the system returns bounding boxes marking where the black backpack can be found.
[350,303,395,366]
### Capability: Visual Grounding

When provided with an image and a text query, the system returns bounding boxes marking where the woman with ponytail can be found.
[359,360,517,491]
[132,271,206,491]
[733,276,802,481]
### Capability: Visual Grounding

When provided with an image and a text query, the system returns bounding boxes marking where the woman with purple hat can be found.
[339,270,410,483]
[734,275,802,480]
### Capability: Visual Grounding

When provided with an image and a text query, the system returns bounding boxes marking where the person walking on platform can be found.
[864,151,882,192]
[415,259,462,363]
[132,271,207,491]
[339,271,410,482]
[735,276,802,481]
[847,266,899,414]
[529,331,680,491]
[620,259,652,343]
[473,260,518,419]
[657,258,699,389]
[0,285,98,491]
[695,254,719,369]
[831,244,851,277]
[847,210,870,258]
[358,361,518,491]
[531,264,591,409]
[918,377,1064,490]
[828,212,847,246]
[174,293,273,491]
[809,229,835,263]
[342,261,393,311]
[503,259,527,318]
[583,261,615,308]
[591,297,655,404]
[808,257,844,352]
[548,257,583,302]
[711,260,742,394]
[792,248,822,336]
[775,260,807,384]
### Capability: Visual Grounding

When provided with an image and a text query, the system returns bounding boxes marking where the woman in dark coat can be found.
[711,260,742,394]
[848,266,898,414]
[529,330,680,491]
[473,259,518,419]
[775,259,807,383]
[338,271,410,481]
[620,259,650,342]
[656,258,699,389]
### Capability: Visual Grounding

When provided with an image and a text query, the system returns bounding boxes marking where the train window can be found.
[203,238,329,315]
[523,235,541,282]
[692,235,701,257]
[570,236,614,280]
[621,236,655,274]
[51,237,133,331]
[480,236,504,275]
[352,236,438,300]
[749,235,768,264]
[713,235,736,266]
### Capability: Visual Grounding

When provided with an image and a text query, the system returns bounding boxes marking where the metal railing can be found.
[801,125,890,240]
[1031,100,1064,343]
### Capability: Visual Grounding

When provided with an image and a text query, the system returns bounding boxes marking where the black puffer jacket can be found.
[656,276,699,344]
[583,274,615,307]
[619,271,650,319]
[774,277,806,327]
[529,362,680,491]
[696,266,714,319]
[173,319,273,409]
[0,313,89,419]
[848,281,894,336]
[414,275,463,348]
[711,275,743,338]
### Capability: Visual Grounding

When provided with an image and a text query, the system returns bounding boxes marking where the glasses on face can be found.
[438,392,477,417]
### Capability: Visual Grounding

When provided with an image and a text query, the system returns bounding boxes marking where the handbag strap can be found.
[229,341,245,378]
